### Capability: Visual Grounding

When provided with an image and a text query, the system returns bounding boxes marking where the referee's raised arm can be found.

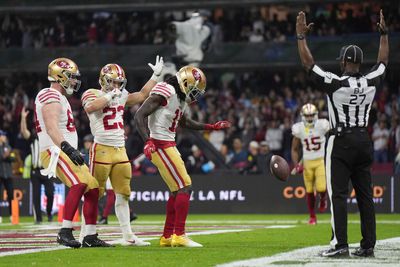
[296,11,314,71]
[377,9,389,65]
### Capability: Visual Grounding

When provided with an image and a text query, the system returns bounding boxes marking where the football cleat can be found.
[82,234,114,247]
[351,247,374,257]
[320,247,349,257]
[171,234,203,248]
[57,228,81,248]
[130,212,138,222]
[308,216,317,225]
[159,236,172,247]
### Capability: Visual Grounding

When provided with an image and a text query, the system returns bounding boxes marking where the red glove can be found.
[143,139,156,160]
[204,121,231,131]
[291,163,304,175]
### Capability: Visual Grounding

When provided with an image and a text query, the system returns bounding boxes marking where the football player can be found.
[291,103,329,225]
[80,56,164,246]
[134,66,231,247]
[35,58,111,248]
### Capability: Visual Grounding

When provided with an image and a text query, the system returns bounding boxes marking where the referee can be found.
[20,107,55,224]
[296,10,388,257]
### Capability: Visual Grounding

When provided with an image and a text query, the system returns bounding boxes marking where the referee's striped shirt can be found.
[309,62,386,129]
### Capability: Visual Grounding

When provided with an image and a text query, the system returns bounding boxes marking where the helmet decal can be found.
[56,60,71,69]
[192,69,202,82]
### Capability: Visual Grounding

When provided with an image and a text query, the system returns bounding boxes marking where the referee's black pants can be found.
[325,129,376,250]
[31,169,54,222]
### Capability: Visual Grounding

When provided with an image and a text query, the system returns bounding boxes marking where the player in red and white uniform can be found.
[35,58,111,248]
[135,66,231,247]
[291,103,330,224]
[80,56,164,246]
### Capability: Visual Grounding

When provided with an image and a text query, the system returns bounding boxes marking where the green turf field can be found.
[0,214,399,267]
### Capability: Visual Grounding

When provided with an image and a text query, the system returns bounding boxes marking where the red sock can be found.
[319,191,327,202]
[306,193,316,218]
[64,184,87,221]
[83,188,99,225]
[102,190,115,218]
[174,193,190,236]
[163,195,176,238]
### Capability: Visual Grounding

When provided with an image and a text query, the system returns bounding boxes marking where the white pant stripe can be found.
[325,135,337,247]
[157,149,184,189]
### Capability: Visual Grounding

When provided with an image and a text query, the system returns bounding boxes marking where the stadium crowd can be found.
[0,67,399,176]
[0,1,398,48]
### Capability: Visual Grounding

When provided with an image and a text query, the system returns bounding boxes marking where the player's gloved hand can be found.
[61,141,84,166]
[291,163,304,175]
[104,89,122,103]
[204,121,231,131]
[143,139,156,161]
[149,55,164,82]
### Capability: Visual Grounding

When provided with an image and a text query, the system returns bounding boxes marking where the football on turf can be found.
[269,155,290,181]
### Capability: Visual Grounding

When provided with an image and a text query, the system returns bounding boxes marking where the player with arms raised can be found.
[80,56,164,246]
[134,66,230,247]
[36,58,111,248]
[291,103,329,224]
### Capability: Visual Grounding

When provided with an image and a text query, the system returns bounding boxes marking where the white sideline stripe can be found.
[0,247,67,257]
[217,237,400,267]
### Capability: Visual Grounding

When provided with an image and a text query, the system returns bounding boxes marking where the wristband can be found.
[296,34,305,40]
[204,124,214,130]
[150,73,162,82]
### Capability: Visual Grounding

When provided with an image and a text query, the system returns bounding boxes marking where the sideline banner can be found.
[2,174,397,215]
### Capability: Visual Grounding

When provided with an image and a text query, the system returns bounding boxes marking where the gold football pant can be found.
[89,143,131,197]
[151,147,192,192]
[40,150,99,191]
[303,157,326,193]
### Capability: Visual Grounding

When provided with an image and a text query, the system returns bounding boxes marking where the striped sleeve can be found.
[81,89,99,108]
[309,64,342,94]
[150,82,174,100]
[365,62,386,87]
[37,89,61,104]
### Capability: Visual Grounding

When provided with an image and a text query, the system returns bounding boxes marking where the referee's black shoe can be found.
[352,247,374,257]
[57,228,81,248]
[320,247,349,257]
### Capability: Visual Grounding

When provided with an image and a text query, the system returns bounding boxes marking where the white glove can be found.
[149,55,164,82]
[104,89,121,102]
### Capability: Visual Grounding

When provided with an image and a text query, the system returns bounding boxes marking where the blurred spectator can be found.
[0,130,14,222]
[259,141,273,171]
[229,138,248,169]
[239,141,263,174]
[186,145,207,174]
[265,120,283,155]
[372,120,390,163]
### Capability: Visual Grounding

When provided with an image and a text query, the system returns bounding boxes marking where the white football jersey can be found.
[292,119,330,160]
[34,88,78,152]
[148,82,188,141]
[81,89,128,147]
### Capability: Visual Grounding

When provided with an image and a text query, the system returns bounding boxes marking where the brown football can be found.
[269,155,290,181]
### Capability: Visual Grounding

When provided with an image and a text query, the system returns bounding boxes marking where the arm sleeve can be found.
[81,89,98,108]
[309,64,341,94]
[150,82,174,100]
[365,62,386,88]
[37,89,61,105]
